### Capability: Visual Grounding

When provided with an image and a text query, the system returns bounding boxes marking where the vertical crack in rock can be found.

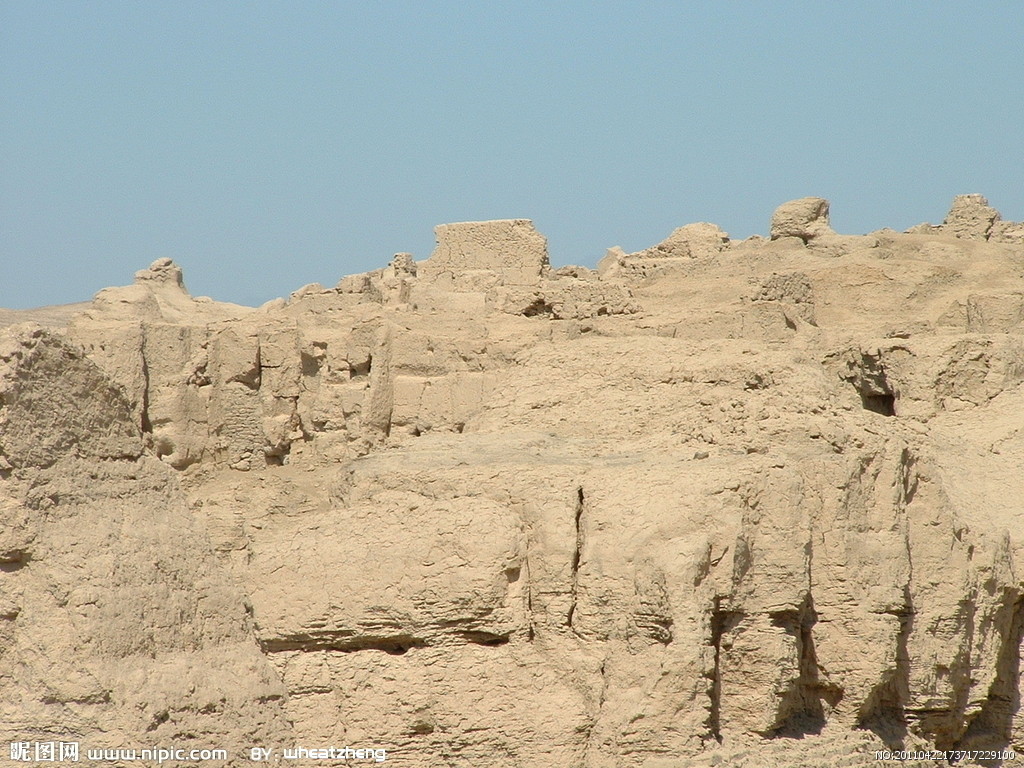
[899,447,919,508]
[858,586,913,749]
[954,593,1024,753]
[769,594,844,739]
[523,545,535,642]
[139,349,152,434]
[567,485,585,631]
[709,602,740,744]
[363,327,395,443]
[581,659,608,763]
[855,447,915,748]
[709,607,725,744]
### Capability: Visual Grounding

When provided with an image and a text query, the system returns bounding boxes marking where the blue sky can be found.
[2,2,1022,309]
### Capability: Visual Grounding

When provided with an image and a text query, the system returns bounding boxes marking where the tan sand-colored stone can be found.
[3,196,1024,766]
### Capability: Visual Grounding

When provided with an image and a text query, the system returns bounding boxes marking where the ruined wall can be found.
[3,195,1024,766]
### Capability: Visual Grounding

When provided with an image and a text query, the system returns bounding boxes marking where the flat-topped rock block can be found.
[419,219,549,287]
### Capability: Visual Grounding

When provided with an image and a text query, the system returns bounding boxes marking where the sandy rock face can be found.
[770,197,834,242]
[3,195,1024,766]
[0,326,289,758]
[911,194,1024,245]
[134,256,186,288]
[942,194,1002,241]
[599,223,731,280]
[418,219,549,287]
[0,326,142,469]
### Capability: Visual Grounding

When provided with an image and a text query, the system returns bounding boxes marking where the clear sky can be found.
[2,2,1022,309]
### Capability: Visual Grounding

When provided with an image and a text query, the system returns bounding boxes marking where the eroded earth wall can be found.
[2,197,1024,766]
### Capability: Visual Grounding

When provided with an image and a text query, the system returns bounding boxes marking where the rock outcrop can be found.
[909,194,1024,246]
[0,327,289,757]
[418,219,550,287]
[770,197,834,242]
[942,194,1003,241]
[2,195,1024,767]
[598,222,731,280]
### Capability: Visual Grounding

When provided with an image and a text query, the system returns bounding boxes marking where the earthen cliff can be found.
[2,196,1023,766]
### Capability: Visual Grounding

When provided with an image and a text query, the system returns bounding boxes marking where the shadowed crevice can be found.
[768,595,844,739]
[708,603,742,744]
[260,633,425,655]
[567,485,585,630]
[953,593,1024,763]
[857,586,913,749]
